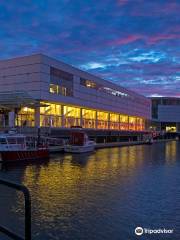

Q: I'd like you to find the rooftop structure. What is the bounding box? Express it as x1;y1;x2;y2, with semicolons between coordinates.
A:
151;97;180;132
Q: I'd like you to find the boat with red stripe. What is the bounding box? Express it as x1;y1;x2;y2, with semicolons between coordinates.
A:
0;132;49;163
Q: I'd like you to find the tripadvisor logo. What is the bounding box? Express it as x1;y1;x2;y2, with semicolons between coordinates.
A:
135;226;174;236
135;227;143;236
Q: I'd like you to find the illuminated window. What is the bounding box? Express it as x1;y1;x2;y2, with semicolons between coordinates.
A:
120;115;128;123
110;113;119;122
49;84;59;94
63;106;80;128
97;111;109;129
82;109;96;129
82;109;96;119
136;118;144;131
80;78;97;89
40;102;61;115
97;111;108;120
39;101;146;131
50;67;73;96
63;106;80;118
120;115;128;130
49;84;72;96
40;102;61;127
16;107;35;127
129;117;136;131
80;78;130;99
110;113;119;130
20;107;34;114
61;86;67;96
166;126;176;132
102;87;129;98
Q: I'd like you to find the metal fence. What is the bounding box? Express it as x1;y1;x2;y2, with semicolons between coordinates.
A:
0;178;31;240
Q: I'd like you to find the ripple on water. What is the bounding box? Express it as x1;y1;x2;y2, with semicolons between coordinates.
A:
0;141;180;239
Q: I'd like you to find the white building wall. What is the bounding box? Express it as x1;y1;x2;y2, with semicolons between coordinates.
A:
0;55;46;99
0;54;151;119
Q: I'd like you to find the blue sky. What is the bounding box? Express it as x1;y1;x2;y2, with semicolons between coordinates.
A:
0;0;179;97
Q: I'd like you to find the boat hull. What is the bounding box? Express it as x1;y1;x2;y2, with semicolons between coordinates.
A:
0;149;49;163
64;145;95;153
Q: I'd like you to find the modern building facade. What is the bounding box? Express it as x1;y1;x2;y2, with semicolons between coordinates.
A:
0;54;151;132
151;97;180;132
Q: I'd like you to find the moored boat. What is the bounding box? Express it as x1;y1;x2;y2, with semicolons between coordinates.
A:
64;128;95;153
0;132;49;163
144;138;153;145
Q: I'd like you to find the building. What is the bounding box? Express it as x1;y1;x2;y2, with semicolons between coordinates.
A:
151;97;180;132
0;54;151;132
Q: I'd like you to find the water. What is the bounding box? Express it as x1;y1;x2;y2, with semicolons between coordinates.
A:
0;141;180;240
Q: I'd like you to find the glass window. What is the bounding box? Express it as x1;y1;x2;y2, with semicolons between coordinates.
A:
19;107;34;114
129;117;136;131
166;126;176;132
63;106;80;128
82;109;96;129
51;67;73;81
40;102;62;127
120;115;128;123
50;67;73;97
40;102;61;115
110;113;119;122
97;111;109;129
17;138;25;144
7;138;16;144
109;113;119;130
16;107;35;127
63;106;80;118
0;138;7;144
49;84;59;94
80;78;130;99
136;118;144;131
120;115;128;130
80;78;98;89
82;109;96;119
97;111;108;121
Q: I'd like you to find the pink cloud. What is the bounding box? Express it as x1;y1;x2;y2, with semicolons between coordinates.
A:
109;34;142;46
107;32;180;47
147;33;180;44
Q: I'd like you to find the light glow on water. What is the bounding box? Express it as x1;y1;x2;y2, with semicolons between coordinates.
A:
0;141;180;239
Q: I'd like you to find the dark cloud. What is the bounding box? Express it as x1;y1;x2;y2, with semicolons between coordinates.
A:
0;0;179;97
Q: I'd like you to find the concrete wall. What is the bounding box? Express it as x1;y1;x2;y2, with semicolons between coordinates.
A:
0;54;45;99
0;54;151;119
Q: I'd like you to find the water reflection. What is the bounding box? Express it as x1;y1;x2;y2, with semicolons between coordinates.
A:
0;142;180;239
165;141;177;164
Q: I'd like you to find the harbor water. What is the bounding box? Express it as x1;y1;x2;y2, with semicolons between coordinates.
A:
0;141;180;239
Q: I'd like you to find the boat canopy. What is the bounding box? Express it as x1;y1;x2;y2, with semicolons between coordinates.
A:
69;131;88;146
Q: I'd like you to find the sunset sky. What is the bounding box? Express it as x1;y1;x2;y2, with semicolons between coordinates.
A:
0;0;179;97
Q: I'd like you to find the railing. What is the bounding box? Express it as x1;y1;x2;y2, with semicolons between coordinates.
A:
0;178;31;240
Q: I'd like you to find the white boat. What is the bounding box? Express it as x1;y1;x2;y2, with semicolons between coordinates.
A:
145;138;153;145
64;128;95;153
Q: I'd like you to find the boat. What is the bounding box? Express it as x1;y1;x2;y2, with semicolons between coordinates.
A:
143;132;154;145
26;136;65;153
0;132;49;163
144;138;153;145
64;128;95;153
